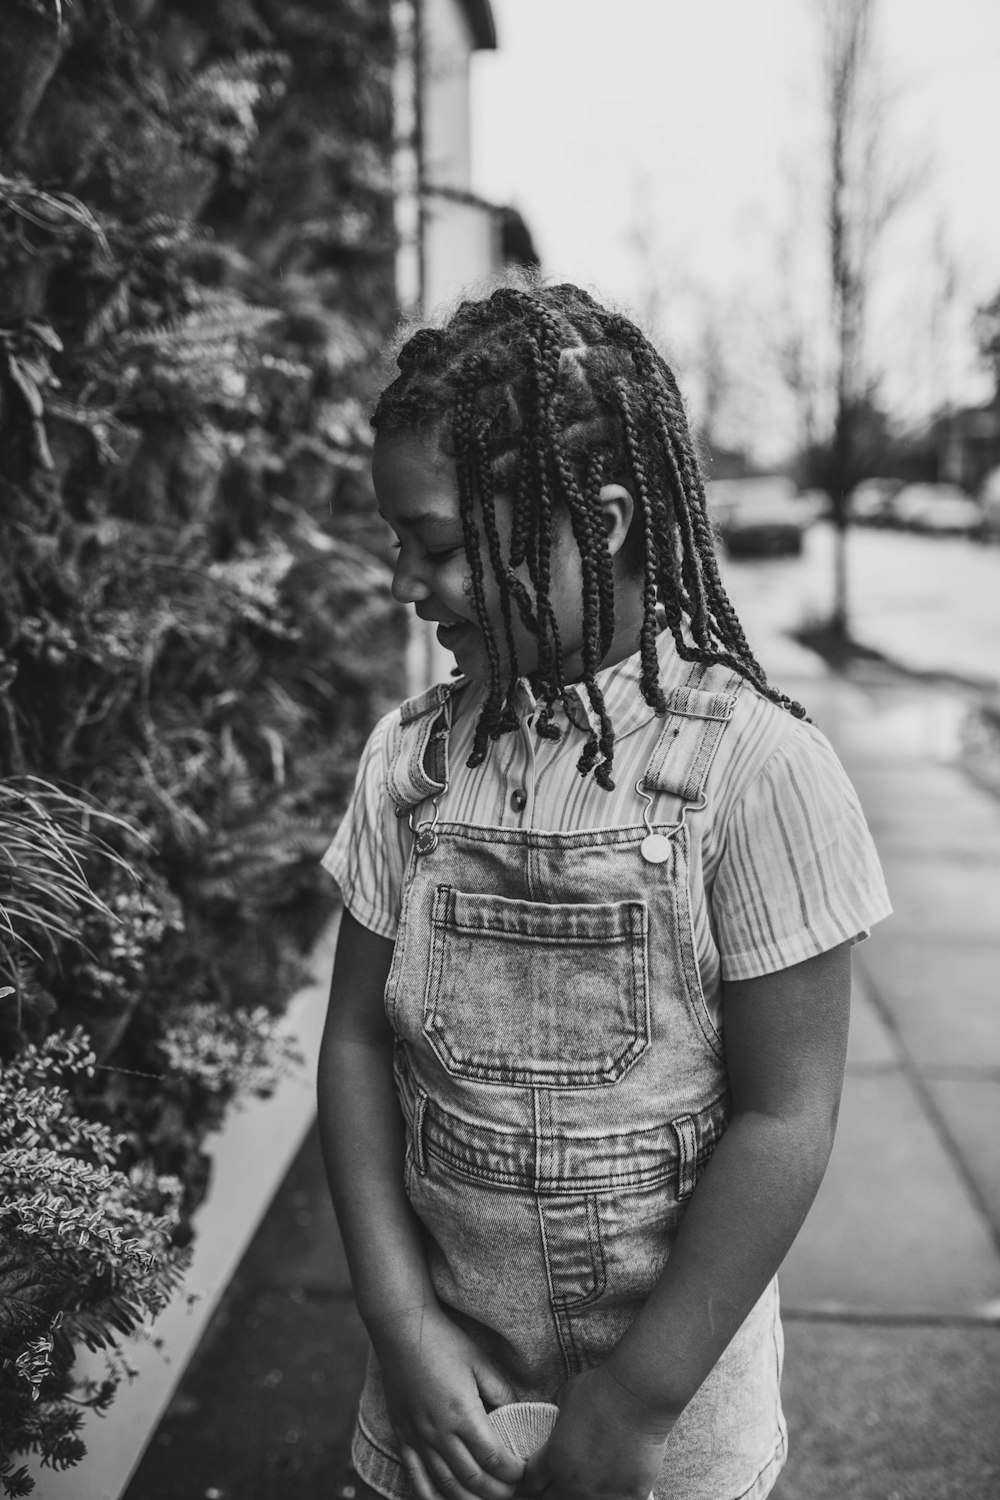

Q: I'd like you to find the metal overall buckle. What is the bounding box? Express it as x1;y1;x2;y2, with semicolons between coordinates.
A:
635;780;706;864
408;797;441;856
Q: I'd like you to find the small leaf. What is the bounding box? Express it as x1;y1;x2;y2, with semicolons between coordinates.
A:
6;360;45;420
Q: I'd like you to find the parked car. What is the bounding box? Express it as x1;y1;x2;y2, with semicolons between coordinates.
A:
707;476;809;557
849;478;903;525
980;467;1000;545
888;483;982;537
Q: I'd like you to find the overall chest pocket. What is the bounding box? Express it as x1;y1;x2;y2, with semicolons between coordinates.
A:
424;885;651;1088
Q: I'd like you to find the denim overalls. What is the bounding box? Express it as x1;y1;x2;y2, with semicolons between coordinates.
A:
352;661;787;1500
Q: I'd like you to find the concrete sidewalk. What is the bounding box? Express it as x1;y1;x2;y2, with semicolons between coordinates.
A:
771;666;1000;1500
125;662;1000;1500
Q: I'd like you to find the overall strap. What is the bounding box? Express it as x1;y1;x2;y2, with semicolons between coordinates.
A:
385;679;466;813
641;660;745;804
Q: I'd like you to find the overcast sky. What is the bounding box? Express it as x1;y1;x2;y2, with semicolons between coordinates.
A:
472;0;1000;457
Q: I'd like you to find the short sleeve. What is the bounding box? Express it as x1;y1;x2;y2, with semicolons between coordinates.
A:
713;723;892;981
321;711;408;940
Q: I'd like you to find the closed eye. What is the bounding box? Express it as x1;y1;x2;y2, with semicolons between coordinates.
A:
390;539;462;562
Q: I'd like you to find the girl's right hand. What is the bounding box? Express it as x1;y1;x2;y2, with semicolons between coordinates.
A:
370;1303;526;1500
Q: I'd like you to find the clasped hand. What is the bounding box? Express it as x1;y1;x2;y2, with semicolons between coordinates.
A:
521;1364;673;1500
372;1302;525;1500
375;1302;671;1500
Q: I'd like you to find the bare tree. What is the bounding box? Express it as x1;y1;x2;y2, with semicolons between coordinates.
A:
773;192;823;465
816;0;914;633
826;0;876;632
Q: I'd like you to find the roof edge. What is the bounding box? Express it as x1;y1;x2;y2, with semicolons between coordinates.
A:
458;0;497;49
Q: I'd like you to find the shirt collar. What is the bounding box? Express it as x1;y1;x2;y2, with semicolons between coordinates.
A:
502;629;690;743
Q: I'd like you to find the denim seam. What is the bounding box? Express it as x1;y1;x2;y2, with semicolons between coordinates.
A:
442;925;635;947
382;838;424;1028
351;1412;405;1499
530;1086;544;1195
423;821;652;849
669;828;727;1062
535;1193;573;1382
423;885;450;1071
422;1136;703;1193
682;846;724;1048
445;889;646;939
631;903;651;1054
418;1056;648;1090
729;1428;787;1500
412;1088;428;1175
552;1194;608;1311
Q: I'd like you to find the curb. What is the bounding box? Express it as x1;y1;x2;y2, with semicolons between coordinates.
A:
25;921;338;1500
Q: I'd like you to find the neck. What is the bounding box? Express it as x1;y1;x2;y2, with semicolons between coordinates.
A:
559;579;648;686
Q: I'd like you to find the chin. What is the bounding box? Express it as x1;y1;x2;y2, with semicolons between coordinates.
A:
440;626;540;686
443;636;486;678
452;644;518;686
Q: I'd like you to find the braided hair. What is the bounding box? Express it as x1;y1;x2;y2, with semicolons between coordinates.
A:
372;278;806;790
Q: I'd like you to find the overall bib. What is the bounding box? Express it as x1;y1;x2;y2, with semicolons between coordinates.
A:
352;662;787;1500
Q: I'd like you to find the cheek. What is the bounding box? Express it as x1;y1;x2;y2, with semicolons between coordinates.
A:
548;559;586;636
432;556;477;614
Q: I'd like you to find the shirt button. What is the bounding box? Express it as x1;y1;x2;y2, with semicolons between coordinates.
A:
510;787;528;813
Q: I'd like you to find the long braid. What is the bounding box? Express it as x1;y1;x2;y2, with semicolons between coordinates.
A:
547;390;616;784
612;323;715;651
657;409;714;650
651;383;793;697
625;323;806;717
452;376;504;767
523;321;566;724
529;304;619;769
472;416;522;732
584;454;618;785
584;450;616;660
510;414;564;746
614;377;666;715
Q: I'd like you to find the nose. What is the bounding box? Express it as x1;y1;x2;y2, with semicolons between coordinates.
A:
390;549;430;605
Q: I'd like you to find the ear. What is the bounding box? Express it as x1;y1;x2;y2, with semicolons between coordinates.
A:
598;483;635;559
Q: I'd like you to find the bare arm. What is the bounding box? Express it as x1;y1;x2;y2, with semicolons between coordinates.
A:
317;908;523;1500
524;940;853;1500
316;907;434;1325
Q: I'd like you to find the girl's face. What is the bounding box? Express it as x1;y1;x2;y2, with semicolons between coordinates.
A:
372;430;641;685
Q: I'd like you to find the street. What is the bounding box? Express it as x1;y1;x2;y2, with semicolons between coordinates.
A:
720;520;1000;693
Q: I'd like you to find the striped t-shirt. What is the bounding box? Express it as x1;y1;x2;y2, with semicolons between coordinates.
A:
323;631;891;1030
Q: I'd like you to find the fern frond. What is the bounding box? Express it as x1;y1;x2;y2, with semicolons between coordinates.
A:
115;302;279;358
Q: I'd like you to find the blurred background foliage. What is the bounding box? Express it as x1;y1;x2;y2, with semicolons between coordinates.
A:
0;0;404;1483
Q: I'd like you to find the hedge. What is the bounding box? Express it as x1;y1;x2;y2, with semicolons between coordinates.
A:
0;0;405;1488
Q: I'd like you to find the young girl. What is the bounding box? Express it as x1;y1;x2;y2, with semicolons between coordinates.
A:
318;279;890;1500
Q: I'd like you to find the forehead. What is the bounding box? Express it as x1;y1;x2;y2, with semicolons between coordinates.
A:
372;431;460;528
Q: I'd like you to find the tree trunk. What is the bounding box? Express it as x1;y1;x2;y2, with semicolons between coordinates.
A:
831;517;849;636
822;0;880;638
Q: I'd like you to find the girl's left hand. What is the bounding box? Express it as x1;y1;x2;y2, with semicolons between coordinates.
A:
520;1365;674;1500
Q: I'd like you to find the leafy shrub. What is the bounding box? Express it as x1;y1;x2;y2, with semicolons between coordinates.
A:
0;1028;189;1500
0;0;401;1482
